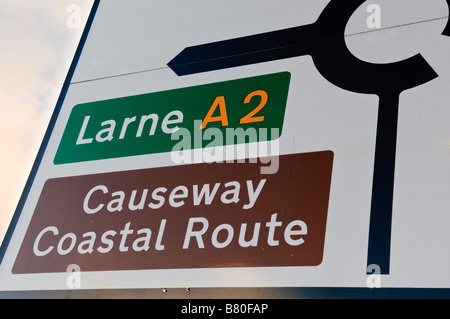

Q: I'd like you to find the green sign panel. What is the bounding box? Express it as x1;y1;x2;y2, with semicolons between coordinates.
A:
54;72;291;164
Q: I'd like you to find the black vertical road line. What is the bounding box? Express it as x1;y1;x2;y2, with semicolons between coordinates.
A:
366;92;399;273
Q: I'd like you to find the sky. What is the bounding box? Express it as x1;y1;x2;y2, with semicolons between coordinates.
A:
0;0;93;244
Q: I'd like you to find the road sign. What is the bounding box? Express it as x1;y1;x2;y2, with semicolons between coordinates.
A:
13;152;333;274
0;0;449;297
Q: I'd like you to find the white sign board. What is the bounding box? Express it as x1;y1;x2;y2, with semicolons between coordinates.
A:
0;0;449;297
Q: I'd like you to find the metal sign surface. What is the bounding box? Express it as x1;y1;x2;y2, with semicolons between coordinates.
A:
0;0;449;297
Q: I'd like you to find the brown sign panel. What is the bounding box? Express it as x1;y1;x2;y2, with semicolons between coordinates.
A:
13;151;333;274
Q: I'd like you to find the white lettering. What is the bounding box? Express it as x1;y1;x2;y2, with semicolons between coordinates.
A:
83;185;108;214
155;219;166;251
132;228;152;252
97;230;116;254
33;226;58;256
136;113;158;137
220;181;240;204
266;213;282;246
244;179;266;209
107;191;125;212
95;120;115;142
129;189;148;211
76;116;94;145
148;187;167;209
284;220;307;246
119;222;133;252
162;110;183;133
211;224;234;248
193;183;220;206
183;217;209;249
57;233;77;255
77;231;96;254
119;116;136;139
169;185;188;208
238;223;260;247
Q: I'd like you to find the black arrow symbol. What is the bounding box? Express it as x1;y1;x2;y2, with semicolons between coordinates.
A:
168;0;447;274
